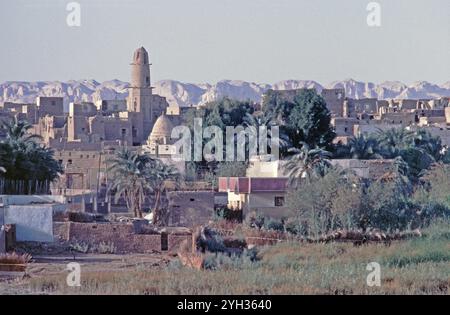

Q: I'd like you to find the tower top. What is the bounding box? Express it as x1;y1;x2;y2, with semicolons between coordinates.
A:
132;46;150;65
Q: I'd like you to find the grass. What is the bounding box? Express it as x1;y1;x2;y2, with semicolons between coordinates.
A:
2;221;449;295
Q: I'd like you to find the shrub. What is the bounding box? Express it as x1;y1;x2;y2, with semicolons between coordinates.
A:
245;212;265;229
69;241;90;253
214;207;242;222
96;241;117;254
264;218;284;232
203;248;260;270
196;227;227;253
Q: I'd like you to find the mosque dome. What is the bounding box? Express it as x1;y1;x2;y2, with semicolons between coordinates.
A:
148;113;174;144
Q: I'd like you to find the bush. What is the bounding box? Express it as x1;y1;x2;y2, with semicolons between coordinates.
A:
245;212;266;229
203;248;260;270
264;218;284;232
197;227;227;253
214;207;242;222
285;217;307;235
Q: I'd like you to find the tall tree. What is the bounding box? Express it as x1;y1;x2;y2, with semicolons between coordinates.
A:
107;148;155;218
263;89;335;150
285;144;332;187
0;117;62;194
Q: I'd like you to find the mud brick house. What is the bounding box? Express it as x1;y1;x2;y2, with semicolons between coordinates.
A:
167;191;215;227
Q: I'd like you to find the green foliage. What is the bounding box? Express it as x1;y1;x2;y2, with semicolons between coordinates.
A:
197;228;227;253
107;148;179;221
203;249;260;271
286;168;361;236
214;206;242;222
264;218;285;232
262;89;335;150
184;97;254;131
0;118;63;192
347;134;383;159
285;145;332;187
376;127;415;158
414;164;450;208
286;160;450;234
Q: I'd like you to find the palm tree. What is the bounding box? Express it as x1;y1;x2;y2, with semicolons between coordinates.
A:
107;148;155;218
0;117;62;194
414;129;443;161
285;144;332;187
376;127;414;158
348;134;382;160
149;160;179;225
243;112;290;158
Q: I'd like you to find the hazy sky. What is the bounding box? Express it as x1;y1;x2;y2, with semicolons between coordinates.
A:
1;0;449;84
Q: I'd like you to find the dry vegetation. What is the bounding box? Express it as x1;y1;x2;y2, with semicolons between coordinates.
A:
0;220;448;295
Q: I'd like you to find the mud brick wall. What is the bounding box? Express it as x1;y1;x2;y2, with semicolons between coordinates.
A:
168;234;193;253
53;222;70;241
67;222;162;253
52;222;193;253
130;235;162;253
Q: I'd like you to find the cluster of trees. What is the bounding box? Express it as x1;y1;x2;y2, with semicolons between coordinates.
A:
107;148;179;224
285;164;450;236
182;89;337;183
262;89;335;152
0;118;62;194
337;128;450;181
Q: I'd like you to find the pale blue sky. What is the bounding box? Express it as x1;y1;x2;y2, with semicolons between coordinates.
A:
1;0;449;84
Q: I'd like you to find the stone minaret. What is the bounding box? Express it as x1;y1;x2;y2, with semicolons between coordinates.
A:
127;47;156;144
128;47;152;113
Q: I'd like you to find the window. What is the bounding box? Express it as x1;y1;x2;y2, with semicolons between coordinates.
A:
121;129;127;136
68;159;73;165
275;196;285;207
190;198;195;202
80;155;83;158
51;101;56;106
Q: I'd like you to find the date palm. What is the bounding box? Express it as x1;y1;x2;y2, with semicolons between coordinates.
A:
414;129;443;161
377;127;414;158
243;112;290;158
0;117;62;194
348;134;382;160
107;148;155;218
286;144;332;187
